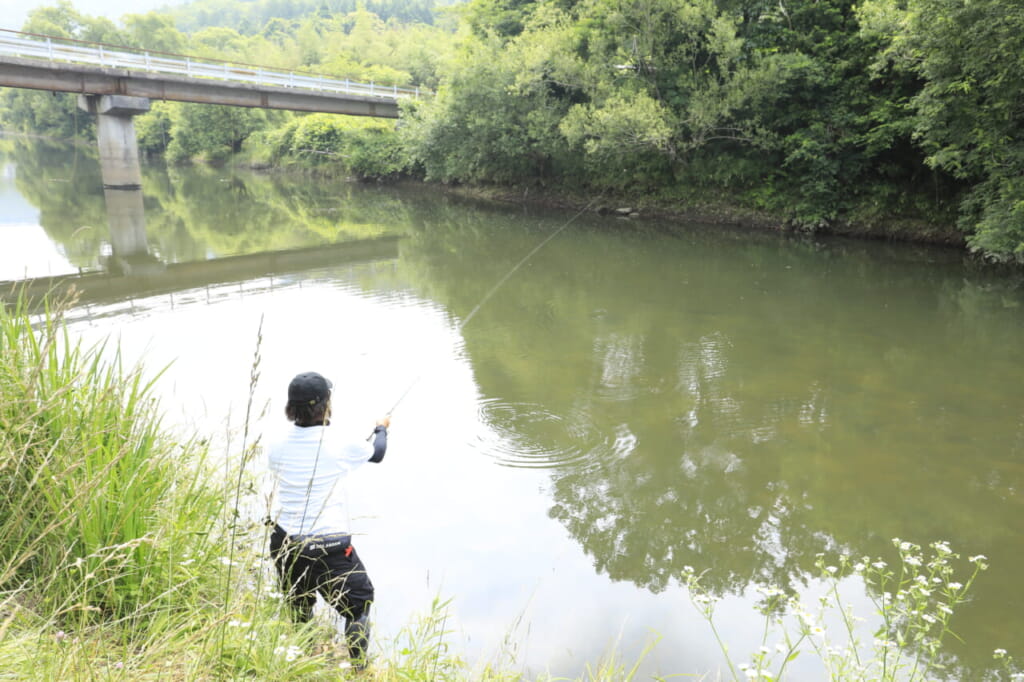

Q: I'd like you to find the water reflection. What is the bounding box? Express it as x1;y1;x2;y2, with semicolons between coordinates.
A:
400;212;1024;675
3;138;1023;677
0;139;408;308
102;187;154;272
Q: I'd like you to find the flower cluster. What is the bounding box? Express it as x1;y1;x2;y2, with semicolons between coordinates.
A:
683;539;1011;681
273;644;303;662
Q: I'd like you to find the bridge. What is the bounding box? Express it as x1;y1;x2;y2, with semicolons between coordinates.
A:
0;29;421;118
0;29;419;271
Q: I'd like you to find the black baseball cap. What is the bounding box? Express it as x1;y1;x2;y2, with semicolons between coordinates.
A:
288;372;332;405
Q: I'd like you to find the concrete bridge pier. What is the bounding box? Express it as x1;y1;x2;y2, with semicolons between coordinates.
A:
77;94;162;275
78;94;150;191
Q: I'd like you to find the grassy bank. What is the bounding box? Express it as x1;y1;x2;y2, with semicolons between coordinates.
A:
0;295;649;681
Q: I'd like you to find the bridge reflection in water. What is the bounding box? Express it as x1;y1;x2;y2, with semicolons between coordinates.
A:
2;190;401;311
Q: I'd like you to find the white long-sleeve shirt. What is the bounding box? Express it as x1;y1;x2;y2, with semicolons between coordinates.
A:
266;423;387;535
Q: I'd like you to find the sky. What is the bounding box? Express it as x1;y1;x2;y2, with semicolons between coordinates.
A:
0;0;174;31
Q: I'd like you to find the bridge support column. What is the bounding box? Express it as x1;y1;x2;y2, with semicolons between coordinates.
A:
78;95;150;190
78;95;160;274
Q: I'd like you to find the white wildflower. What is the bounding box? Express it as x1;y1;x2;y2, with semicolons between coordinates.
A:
969;555;987;563
948;582;963;591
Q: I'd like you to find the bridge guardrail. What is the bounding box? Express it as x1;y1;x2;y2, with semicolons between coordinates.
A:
0;30;422;101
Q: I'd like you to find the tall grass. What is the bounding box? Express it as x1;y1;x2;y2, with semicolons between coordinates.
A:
0;295;221;621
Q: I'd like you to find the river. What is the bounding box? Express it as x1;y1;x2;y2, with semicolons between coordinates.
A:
2;140;1023;679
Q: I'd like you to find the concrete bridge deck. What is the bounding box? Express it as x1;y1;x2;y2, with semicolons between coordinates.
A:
0;29;420;117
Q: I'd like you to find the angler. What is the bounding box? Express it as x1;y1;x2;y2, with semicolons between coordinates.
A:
266;371;390;670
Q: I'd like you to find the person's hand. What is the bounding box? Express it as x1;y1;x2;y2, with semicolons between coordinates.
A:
376;415;391;429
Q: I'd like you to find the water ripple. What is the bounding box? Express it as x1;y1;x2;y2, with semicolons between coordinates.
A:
472;399;615;471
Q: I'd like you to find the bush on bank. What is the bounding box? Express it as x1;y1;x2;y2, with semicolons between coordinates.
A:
252;113;407;180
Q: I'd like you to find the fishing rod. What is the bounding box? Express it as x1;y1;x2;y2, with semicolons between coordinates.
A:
367;199;598;439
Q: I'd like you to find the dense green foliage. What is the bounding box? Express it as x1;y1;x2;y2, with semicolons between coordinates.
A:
2;0;1023;259
890;0;1024;258
402;0;1024;260
409;0;943;220
0;298;221;618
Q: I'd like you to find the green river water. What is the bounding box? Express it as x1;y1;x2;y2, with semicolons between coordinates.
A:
2;140;1023;679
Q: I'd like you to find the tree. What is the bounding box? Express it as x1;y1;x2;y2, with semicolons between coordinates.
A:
122;13;187;53
907;0;1024;260
166;104;269;162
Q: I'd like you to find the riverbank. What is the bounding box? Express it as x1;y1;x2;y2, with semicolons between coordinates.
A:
414;182;967;249
231;148;968;251
0;296;649;681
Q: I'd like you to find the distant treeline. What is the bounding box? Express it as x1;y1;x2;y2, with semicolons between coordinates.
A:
165;0;444;33
2;0;1022;262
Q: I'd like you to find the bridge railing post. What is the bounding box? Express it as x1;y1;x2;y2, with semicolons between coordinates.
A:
370;80;375;95
98;45;105;67
46;37;53;60
145;52;151;71
186;57;191;76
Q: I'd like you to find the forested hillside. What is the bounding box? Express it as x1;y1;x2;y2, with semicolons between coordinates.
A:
2;0;1022;261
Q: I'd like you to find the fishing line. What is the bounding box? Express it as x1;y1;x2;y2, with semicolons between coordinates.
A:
369;198;598;436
